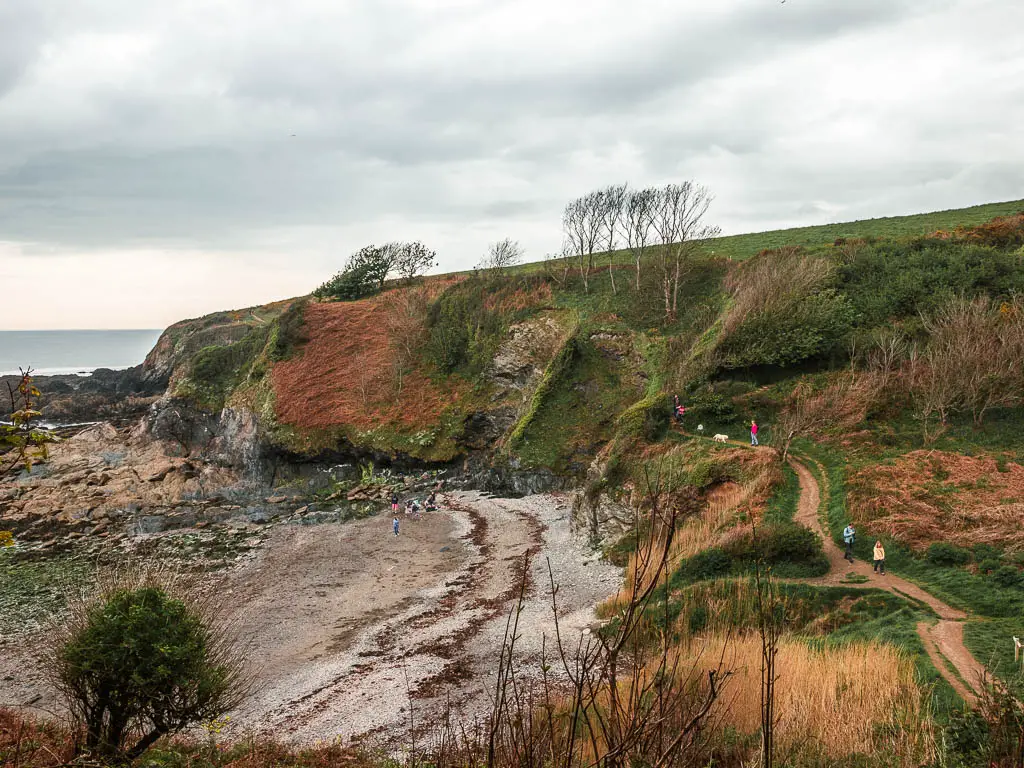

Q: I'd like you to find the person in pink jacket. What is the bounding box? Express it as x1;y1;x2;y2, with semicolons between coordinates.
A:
750;420;759;446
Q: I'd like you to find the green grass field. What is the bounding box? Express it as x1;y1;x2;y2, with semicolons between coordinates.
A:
499;197;1024;276
705;198;1024;261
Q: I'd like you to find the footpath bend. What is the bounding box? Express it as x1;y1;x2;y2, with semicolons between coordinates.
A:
786;455;985;704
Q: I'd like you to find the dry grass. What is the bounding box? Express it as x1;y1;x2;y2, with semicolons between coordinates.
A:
671;632;934;763
849;450;1024;552
603;450;779;613
271;278;468;431
0;707;374;768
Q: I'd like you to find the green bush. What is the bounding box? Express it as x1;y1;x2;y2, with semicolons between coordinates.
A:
717;288;856;369
838;239;1024;328
977;558;1002;575
926;542;972;567
721;523;827;574
187;326;271;409
942;709;990;768
758;523;824;564
684;382;741;423
682;548;732;581
972;544;1003;563
686;456;739;489
992;565;1023;588
50;584;244;761
314;259;382;301
425;280;506;375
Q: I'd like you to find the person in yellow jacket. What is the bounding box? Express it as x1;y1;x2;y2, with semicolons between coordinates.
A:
873;540;886;574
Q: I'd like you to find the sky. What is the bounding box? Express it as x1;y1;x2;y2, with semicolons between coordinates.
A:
1;0;1023;330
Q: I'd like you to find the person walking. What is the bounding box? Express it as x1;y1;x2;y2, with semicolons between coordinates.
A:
391;491;399;514
750;420;759;446
873;540;886;574
393;517;400;537
842;523;856;562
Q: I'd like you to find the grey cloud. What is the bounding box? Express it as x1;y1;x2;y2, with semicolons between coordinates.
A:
0;0;1019;279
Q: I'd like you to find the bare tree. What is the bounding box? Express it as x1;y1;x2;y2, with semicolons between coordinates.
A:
625;187;657;292
542;248;574;288
651;183;720;319
563;193;603;294
443;466;731;768
479;238;525;275
599;183;628;295
775;374;878;460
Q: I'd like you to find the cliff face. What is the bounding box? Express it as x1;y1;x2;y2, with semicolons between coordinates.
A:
128;285;582;490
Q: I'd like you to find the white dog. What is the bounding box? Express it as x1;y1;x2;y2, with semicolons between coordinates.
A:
712;433;728;443
697;424;704;432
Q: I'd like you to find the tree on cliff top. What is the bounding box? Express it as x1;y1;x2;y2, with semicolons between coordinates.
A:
477;237;524;275
315;241;437;300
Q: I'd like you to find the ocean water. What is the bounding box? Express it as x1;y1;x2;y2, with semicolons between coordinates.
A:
0;330;163;377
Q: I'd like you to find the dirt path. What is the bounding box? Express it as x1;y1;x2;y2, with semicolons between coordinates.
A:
218;491;620;745
787;457;984;703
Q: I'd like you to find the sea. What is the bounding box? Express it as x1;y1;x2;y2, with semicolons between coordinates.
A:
0;329;163;377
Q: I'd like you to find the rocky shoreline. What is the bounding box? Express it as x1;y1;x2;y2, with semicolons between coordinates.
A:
1;365;167;426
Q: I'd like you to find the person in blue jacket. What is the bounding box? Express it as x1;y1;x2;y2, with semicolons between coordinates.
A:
843;523;856;562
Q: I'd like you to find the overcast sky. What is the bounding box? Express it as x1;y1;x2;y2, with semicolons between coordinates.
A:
2;0;1022;330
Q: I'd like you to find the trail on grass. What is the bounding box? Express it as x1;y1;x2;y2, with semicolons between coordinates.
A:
787;457;984;704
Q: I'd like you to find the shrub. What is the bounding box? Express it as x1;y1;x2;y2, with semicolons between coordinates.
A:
992;566;1023;588
838;237;1024;328
426;276;550;376
972;544;1004;563
681;548;732;581
684;382;741;423
314;257;383;301
977;558;1002;575
716;523;828;578
686;456;739;489
926;541;972;567
45;575;246;762
715;249;855;369
757;523;824;564
942;709;989;768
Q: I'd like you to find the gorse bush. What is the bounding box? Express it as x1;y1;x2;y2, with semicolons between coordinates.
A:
46;578;246;762
673;523;828;584
722;522;828;576
838;238;1024;328
680;547;732;581
926;541;972;567
992;566;1023;588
